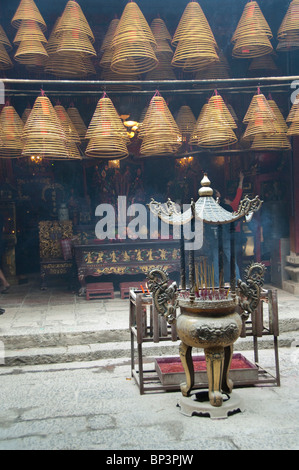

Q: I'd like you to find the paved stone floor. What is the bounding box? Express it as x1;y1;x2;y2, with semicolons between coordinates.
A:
0;276;298;450
0;347;298;450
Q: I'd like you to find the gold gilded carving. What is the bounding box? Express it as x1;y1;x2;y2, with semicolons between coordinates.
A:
39;221;73;259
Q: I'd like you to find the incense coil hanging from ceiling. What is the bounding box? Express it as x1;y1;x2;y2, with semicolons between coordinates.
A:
231;1;273;58
67;106;87;140
0;105;24;157
13;19;47;45
190;95;238;148
175;105;196;143
85;96;129;160
277;0;299;51
171;1;219;71
110;2;158;75
55;0;95;43
0;44;13;70
0;25;12;50
138;94;182;156
11;0;47;31
14;39;48;66
21;95;70;159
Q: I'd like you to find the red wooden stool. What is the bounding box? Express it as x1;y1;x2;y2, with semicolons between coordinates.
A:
86;282;114;300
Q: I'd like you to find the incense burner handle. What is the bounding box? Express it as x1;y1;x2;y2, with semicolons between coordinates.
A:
237;262;266;320
147;268;178;324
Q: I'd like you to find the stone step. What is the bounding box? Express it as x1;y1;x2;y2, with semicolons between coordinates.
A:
1;331;298;368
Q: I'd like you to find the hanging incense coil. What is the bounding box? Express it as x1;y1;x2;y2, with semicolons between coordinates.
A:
112;2;157;49
232;1;272;42
190;99;238;148
175;106;196;142
172;39;219;72
231;1;273;58
55;0;95;43
22;106;31;123
0;25;12;50
14;39;48;65
46;48;96;78
86;96;129;144
56;31;96;57
100;18;119;53
11;0;47;31
67;106;87;140
242;113;277;142
286;99;299;122
195;51;230;80
172;1;217;47
243;93;276;123
287;105;299;135
0;43;13;70
251;133;291;150
267;100;288;133
249;53;278;72
13;20;47;45
138;95;182;156
138;95;181;140
277;37;299;51
111;40;158;75
277;0;299;40
151;18;172;43
86;135;129;160
232;34;273;58
0;105;24;157
22;95;69;159
54;105;81;144
145;53;176;80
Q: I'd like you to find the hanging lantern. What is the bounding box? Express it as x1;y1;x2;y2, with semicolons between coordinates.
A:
11;0;47;31
231;1;273;58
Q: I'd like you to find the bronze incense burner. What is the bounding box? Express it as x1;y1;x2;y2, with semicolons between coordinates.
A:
147;175;264;412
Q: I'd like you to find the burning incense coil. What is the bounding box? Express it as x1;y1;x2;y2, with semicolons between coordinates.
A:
11;0;47;31
0;25;12;50
86;96;129;143
55;0;95;43
56;31;96;57
112;2;157;48
111;39;158;75
172;39;219;72
175;106;196;142
0;44;13;70
67;106;87;140
172;1;217;47
54;105;81;144
243;93;276;124
13;19;47;45
150;18;172;43
14;39;48;65
0;105;24;157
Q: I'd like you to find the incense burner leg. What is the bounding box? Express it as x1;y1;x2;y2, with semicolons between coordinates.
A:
222;344;234;393
204;347;225;407
179;341;194;397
